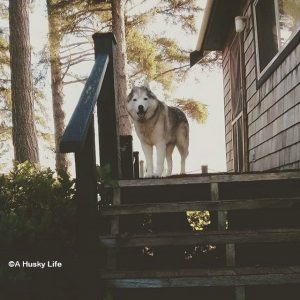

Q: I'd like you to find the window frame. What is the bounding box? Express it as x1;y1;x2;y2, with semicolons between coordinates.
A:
253;0;300;87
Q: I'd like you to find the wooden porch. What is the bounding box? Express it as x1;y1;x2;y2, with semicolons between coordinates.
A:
99;171;300;299
59;33;300;299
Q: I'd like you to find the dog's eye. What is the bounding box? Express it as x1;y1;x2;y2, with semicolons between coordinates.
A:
133;98;137;101
143;97;148;101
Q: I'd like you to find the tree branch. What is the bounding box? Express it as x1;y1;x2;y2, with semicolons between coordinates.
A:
153;63;190;79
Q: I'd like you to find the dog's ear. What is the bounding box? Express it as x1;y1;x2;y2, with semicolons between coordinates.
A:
146;89;158;100
127;88;134;102
143;80;150;90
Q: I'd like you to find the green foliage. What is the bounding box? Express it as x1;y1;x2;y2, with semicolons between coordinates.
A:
0;162;76;281
0;162;76;248
125;0;200;91
175;98;208;124
127;29;158;80
187;210;210;231
96;164;118;188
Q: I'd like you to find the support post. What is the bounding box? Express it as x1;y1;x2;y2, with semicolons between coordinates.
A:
93;32;122;179
201;165;208;173
211;182;236;268
75;117;98;299
106;187;121;270
210;182;219;230
133;151;140;179
235;286;246;300
139;160;144;178
120;135;134;179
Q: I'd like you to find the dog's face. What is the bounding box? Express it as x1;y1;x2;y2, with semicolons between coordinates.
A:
127;86;158;122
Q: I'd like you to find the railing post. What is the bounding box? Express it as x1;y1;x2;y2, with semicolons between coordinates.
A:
120;135;134;179
74;116;98;299
93;32;122;179
133;151;140;179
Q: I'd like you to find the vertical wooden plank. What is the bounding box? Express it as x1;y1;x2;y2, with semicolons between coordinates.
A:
226;243;236;267
235;286;246;300
111;187;121;234
133;151;140;179
140;160;144;178
120;135;134;179
201;165;208;173
93;32;122;179
211;183;236;267
211;182;219;200
107;187;121;270
210;183;219;230
75;118;99;299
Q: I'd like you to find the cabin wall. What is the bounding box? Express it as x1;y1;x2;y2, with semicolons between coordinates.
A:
223;0;300;172
223;41;233;171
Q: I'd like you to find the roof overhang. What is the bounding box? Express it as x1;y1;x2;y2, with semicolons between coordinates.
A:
190;0;243;66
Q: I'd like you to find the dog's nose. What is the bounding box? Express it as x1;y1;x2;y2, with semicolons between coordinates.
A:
138;105;144;112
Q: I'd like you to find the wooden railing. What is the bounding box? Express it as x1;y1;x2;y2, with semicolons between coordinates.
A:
60;32;121;300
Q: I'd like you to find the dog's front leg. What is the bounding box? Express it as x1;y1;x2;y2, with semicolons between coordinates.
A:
142;143;153;177
156;143;166;177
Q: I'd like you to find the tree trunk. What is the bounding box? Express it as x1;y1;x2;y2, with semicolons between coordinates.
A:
112;0;132;135
9;0;39;163
47;1;69;172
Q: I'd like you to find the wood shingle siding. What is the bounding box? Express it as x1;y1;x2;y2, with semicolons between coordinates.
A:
222;43;234;171
223;0;300;172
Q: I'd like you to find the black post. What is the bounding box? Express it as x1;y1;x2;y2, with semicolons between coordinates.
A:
133;151;140;179
93;32;122;179
74;117;98;299
120;135;134;179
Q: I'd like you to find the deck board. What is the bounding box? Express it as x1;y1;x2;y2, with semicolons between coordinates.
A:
116;171;300;188
100;197;300;216
102;266;300;288
99;228;300;248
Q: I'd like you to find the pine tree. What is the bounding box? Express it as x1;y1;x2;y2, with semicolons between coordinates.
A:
8;0;39;163
46;0;68;172
112;0;132;135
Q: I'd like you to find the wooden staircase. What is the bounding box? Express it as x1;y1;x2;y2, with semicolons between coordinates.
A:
59;33;300;299
99;171;300;299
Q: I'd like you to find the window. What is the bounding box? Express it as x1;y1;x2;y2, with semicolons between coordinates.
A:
253;0;300;74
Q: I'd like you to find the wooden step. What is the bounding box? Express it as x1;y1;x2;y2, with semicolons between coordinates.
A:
116;171;300;187
100;197;300;216
99;228;300;248
101;265;300;288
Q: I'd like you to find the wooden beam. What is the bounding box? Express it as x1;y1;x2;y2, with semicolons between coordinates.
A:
101;265;300;288
94;32;122;179
106;187;121;270
111;187;121;234
116;171;300;187
210;182;219;230
133;151;139;179
120;135;134;179
60;54;109;153
100;197;300;216
99;229;300;248
235;286;246;300
74;118;99;298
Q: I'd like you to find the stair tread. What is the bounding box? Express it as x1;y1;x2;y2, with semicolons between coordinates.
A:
102;265;300;278
116;171;300;187
101;265;300;288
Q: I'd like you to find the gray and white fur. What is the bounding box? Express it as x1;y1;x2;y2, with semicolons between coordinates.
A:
127;83;189;177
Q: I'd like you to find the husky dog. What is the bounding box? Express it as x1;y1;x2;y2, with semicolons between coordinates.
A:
127;83;189;177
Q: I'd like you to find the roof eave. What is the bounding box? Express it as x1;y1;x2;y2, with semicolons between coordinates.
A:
190;0;215;67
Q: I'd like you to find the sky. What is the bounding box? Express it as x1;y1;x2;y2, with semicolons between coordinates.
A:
6;0;226;175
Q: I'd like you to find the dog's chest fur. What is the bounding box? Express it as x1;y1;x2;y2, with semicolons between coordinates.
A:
134;103;167;145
